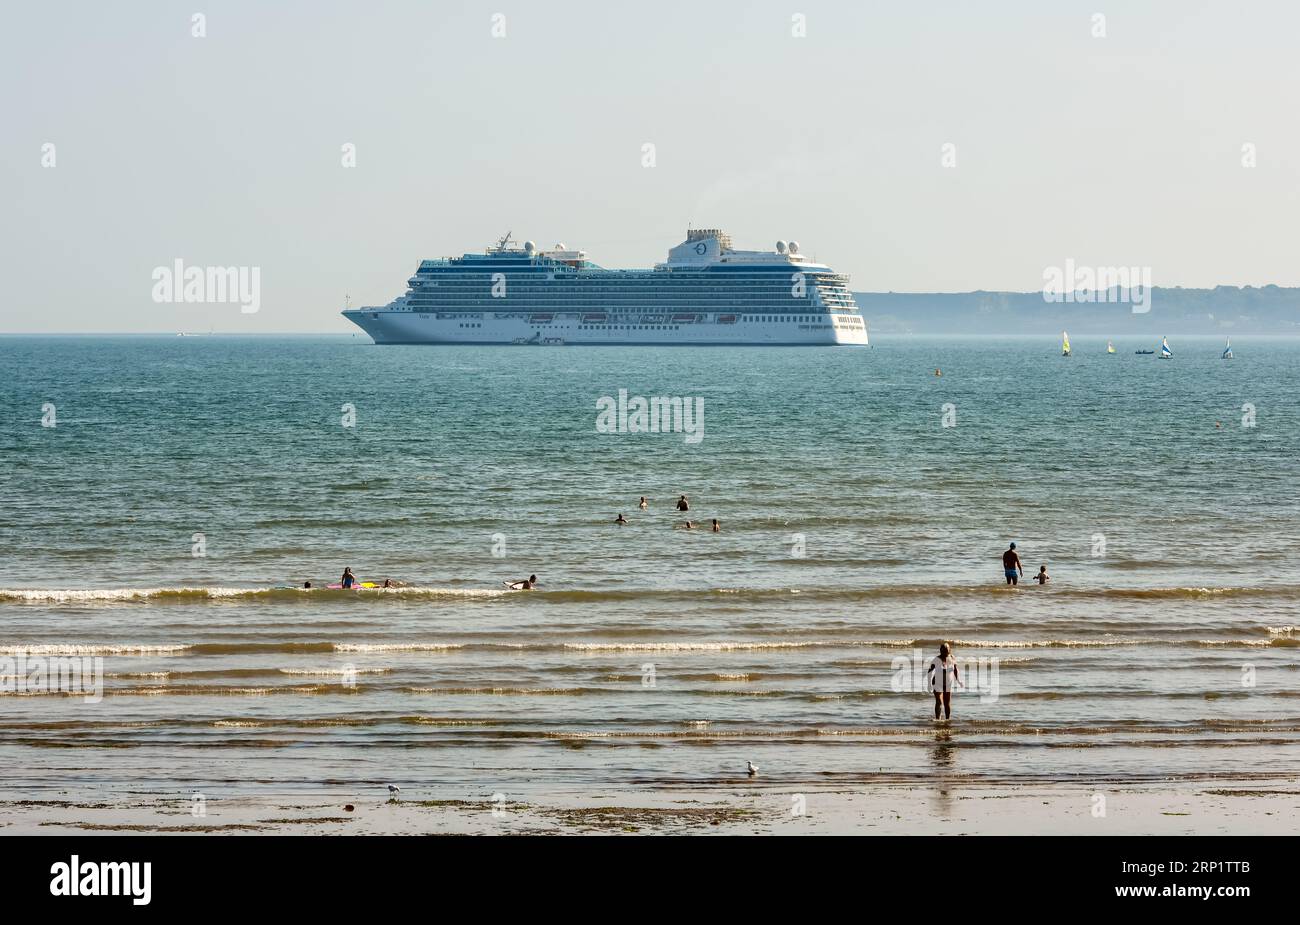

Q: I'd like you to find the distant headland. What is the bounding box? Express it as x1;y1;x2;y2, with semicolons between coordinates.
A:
857;286;1300;335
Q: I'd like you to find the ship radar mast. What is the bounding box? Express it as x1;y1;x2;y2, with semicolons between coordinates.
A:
493;231;514;253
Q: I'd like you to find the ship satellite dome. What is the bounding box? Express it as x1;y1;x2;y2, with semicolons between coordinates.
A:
524;240;536;253
788;241;800;254
776;240;787;254
555;242;566;250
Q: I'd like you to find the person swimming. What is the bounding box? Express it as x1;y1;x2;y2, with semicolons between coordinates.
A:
303;581;312;589
1001;543;1023;586
676;495;689;511
340;567;357;589
680;520;695;530
615;513;628;525
1034;565;1049;585
382;578;394;589
638;497;648;510
506;574;538;590
711;519;720;532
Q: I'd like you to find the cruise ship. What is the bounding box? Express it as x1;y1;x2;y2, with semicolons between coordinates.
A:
341;229;869;346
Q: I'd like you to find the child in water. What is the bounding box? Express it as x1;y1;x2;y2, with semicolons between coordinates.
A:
927;643;962;720
1034;565;1050;585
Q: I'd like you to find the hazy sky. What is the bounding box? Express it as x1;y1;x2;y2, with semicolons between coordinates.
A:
3;1;1297;332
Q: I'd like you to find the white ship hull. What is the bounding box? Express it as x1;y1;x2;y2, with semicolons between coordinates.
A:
343;310;869;346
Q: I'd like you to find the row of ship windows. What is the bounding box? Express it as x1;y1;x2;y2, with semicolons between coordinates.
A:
414;276;852;281
578;325;683;331
406;300;849;310
409;287;852;297
411;310;861;321
422;272;852;279
440;316;858;328
415;302;850;310
555;315;843;324
567;317;824;327
410;299;850;307
408;279;851;289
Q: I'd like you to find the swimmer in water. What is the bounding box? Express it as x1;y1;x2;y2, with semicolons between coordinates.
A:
676;495;689;512
615;513;628;525
303;581;312;589
1034;565;1049;585
711;519;720;532
638;497;648;510
507;574;538;590
341;567;357;590
382;578;394;589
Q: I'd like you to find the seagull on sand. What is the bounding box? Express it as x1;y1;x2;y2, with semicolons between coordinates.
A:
387;784;401;795
746;761;759;777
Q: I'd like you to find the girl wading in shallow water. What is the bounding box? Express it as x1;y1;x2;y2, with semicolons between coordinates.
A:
928;643;962;720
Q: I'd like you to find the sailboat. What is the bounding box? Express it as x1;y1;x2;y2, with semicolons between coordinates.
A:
1222;337;1233;359
1106;340;1115;354
1061;331;1071;357
1158;336;1173;359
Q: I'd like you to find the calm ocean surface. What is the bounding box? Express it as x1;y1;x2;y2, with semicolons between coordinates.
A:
2;335;1298;801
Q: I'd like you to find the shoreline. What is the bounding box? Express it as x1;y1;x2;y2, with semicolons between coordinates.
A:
5;780;1297;836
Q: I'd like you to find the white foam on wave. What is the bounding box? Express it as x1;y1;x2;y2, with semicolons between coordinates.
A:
0;586;509;602
278;666;392;676
948;638;1149;649
0;588;215;603
1196;639;1274;648
560;640;916;652
333;643;463;653
565;641;821;652
384;587;509;598
563;638;1179;653
0;644;190;656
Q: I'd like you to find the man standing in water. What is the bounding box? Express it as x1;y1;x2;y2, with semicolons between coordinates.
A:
1002;542;1023;586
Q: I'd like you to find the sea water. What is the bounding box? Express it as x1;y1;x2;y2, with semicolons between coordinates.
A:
1;335;1297;801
